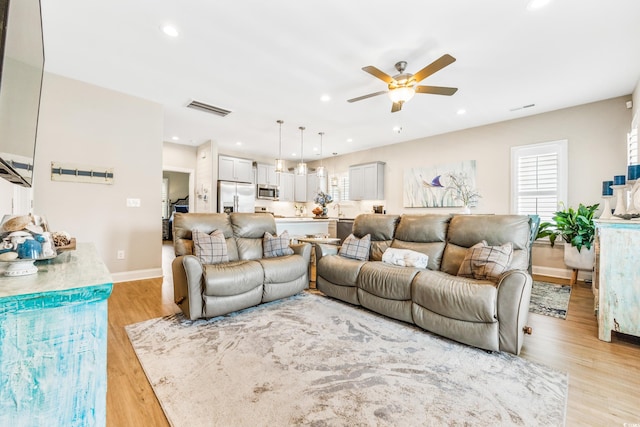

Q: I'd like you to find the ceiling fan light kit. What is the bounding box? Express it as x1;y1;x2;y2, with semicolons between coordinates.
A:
348;54;458;113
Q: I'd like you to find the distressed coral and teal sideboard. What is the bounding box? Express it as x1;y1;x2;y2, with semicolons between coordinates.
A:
0;243;112;427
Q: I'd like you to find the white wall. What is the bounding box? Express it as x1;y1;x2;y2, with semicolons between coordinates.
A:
313;96;632;216
33;73;163;281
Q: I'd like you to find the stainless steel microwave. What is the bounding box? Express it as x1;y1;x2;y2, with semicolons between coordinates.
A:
256;185;279;200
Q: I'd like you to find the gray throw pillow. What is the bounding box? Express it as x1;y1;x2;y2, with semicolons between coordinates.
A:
457;240;513;283
192;229;229;264
263;231;294;258
339;233;371;261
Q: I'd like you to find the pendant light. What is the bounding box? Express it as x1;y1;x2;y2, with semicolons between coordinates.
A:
296;126;307;175
274;119;285;173
316;132;327;179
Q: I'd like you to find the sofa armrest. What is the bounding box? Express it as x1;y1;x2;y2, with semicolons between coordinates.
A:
290;242;312;263
172;255;205;320
496;270;533;355
315;243;340;263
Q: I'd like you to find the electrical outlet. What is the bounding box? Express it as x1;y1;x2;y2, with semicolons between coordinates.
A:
117;250;125;260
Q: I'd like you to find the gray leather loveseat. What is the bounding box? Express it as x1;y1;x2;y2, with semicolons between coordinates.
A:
172;212;311;320
316;214;537;355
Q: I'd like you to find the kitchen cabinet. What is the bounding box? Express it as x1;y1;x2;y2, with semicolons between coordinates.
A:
218;155;253;183
349;161;385;200
256;163;277;186
278;172;295;202
294;172;318;202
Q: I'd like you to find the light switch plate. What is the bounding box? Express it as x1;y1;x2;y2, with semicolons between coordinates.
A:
126;198;141;207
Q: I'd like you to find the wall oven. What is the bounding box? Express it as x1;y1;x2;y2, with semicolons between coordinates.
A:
256;185;279;200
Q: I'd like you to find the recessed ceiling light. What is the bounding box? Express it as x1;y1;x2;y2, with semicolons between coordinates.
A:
527;0;551;10
346;138;353;143
171;136;179;141
392;126;402;133
457;109;466;115
313;147;318;152
236;141;242;146
161;24;179;37
320;94;331;102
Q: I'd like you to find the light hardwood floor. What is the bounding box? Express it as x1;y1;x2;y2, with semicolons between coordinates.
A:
107;251;640;426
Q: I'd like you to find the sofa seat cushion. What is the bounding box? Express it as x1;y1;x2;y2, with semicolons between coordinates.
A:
203;260;263;296
358;262;418;301
258;254;307;283
317;255;366;287
412;270;498;323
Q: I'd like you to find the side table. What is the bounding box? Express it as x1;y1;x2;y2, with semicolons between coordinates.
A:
296;237;341;287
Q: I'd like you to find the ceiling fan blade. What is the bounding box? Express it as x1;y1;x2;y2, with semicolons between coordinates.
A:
347;91;388;103
362;66;395;84
412;54;456;84
391;102;403;113
415;85;458;96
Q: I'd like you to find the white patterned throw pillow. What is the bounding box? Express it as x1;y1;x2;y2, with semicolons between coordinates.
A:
192;229;229;264
339;233;371;261
457;240;513;283
263;231;294;258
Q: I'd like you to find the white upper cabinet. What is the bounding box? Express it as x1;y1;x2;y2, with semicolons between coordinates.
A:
278;172;295;202
294;172;318;202
218;155;254;183
349;162;385;200
256;163;277;186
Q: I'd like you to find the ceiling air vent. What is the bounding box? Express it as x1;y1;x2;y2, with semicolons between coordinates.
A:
186;100;232;117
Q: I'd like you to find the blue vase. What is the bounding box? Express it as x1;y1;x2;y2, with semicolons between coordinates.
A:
17;239;42;259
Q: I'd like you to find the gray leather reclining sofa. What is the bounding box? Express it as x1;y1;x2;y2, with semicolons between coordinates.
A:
316;214;538;355
172;212;311;320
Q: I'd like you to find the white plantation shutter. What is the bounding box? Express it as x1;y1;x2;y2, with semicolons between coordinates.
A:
511;140;567;223
330;173;349;202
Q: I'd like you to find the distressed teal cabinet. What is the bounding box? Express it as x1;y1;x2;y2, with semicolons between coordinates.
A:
0;244;112;426
594;220;640;341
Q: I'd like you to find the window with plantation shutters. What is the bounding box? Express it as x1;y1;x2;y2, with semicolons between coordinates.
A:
329;173;349;202
628;112;638;164
511;140;568;223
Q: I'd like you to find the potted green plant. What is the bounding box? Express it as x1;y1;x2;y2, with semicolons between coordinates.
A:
538;203;599;271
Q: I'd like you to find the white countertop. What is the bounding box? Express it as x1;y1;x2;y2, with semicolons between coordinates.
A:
274;217;334;222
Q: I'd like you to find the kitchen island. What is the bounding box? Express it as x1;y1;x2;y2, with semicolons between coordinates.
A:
275;217;334;239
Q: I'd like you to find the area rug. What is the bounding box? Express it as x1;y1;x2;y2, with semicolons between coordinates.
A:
529;281;572;319
126;293;568;427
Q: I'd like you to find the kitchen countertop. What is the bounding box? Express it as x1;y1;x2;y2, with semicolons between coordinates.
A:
275;217;332;222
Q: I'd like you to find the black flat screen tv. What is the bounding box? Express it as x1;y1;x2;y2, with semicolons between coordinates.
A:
0;0;45;187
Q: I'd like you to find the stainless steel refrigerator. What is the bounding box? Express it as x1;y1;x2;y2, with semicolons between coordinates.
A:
217;181;255;213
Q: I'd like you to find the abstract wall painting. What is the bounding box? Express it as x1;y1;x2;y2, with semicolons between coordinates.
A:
403;160;477;208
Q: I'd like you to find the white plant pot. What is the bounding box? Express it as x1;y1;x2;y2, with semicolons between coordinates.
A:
563;245;595;271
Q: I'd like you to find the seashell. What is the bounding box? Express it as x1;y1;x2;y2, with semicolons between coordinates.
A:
0;251;19;261
1;215;31;232
25;224;44;234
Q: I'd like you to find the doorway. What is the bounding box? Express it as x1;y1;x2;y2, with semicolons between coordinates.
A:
162;167;194;241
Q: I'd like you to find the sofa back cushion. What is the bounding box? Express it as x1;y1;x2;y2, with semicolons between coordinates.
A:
173;213;239;261
231;213;278;260
352;214;400;261
391;214;451;270
441;215;531;276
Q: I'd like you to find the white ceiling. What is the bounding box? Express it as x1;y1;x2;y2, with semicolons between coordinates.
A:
40;0;640;162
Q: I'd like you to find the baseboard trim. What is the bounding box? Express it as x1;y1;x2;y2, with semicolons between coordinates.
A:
110;268;163;283
532;266;593;281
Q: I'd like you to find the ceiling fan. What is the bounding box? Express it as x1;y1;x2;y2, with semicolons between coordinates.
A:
348;54;458;113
